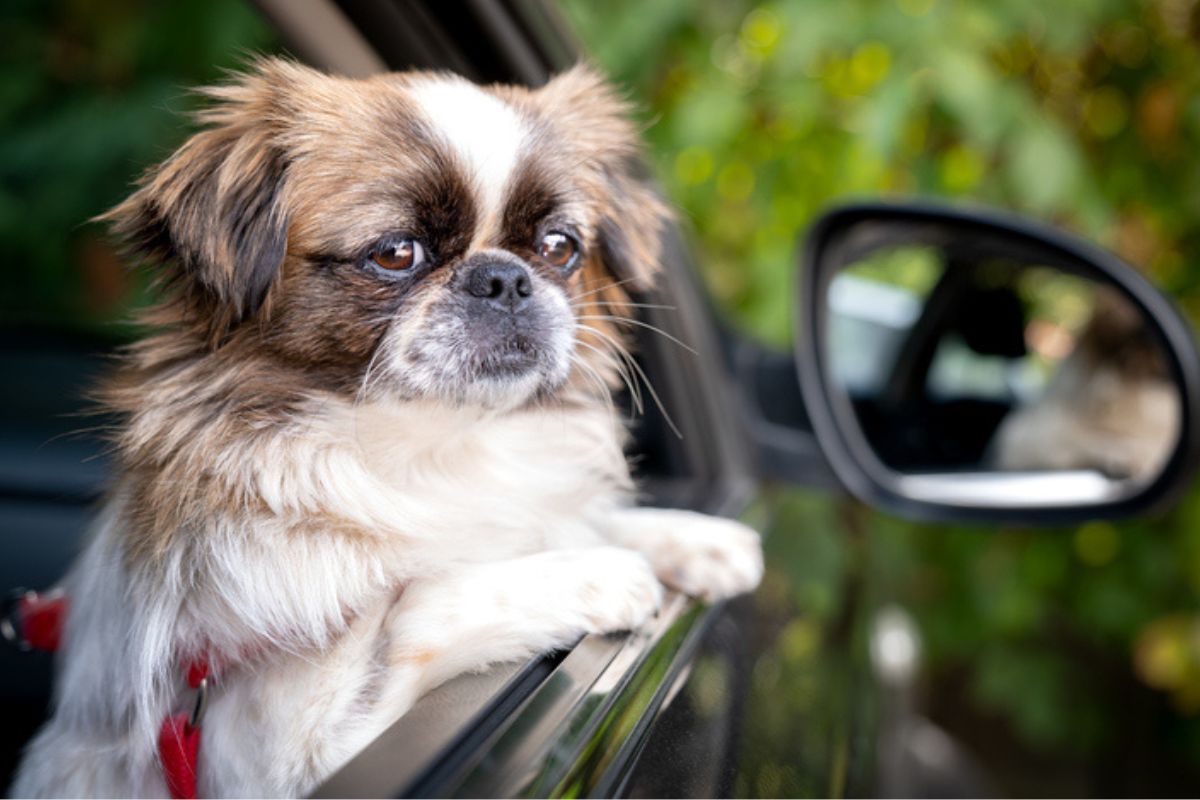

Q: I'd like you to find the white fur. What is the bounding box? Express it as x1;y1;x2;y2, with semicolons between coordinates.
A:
380;269;575;409
12;392;763;798
604;508;765;603
991;356;1180;479
408;76;526;232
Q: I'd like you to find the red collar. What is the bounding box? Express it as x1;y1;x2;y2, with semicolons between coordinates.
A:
5;590;211;800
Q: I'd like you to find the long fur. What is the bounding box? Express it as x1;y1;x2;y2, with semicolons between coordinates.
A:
990;287;1180;479
13;59;762;798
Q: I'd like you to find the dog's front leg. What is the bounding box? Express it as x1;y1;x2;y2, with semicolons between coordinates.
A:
374;547;663;707
207;547;664;797
601;507;764;602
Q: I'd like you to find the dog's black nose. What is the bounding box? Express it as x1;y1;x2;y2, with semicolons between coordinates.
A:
464;262;533;311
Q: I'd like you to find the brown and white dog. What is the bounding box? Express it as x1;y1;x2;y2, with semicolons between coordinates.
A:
12;59;762;797
990;287;1180;480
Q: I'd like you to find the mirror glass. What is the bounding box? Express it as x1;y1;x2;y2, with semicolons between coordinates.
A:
822;219;1182;507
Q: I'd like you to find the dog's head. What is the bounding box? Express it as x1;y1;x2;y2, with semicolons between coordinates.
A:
106;58;669;409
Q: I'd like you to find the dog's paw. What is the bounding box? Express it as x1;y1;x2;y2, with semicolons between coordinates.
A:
566;547;663;634
643;511;764;602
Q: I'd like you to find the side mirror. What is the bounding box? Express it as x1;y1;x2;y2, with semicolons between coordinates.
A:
796;202;1200;523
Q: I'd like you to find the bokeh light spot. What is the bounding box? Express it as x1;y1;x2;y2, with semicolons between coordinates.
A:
674;145;715;185
717;160;756;202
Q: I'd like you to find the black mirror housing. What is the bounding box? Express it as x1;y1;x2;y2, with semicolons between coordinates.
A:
796;201;1200;524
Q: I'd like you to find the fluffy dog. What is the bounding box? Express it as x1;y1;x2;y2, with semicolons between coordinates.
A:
990;287;1180;480
12;59;763;797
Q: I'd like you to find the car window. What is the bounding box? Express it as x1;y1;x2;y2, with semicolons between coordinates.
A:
827;244;940;393
924;267;1096;403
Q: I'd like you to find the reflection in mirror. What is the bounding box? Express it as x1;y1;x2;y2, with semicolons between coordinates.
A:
823;222;1181;507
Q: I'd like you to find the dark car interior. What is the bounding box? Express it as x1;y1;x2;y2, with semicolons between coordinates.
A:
0;329;117;786
849;264;1029;471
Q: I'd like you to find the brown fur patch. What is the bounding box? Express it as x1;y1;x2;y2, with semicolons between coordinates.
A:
393;647;437;668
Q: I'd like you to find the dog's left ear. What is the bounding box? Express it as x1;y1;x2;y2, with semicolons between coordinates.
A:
538;65;672;291
102;58;301;340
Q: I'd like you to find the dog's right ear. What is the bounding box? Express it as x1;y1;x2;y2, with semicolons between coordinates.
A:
536;65;671;293
103;58;303;340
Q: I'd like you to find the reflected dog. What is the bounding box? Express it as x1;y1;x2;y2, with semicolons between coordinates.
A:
991;288;1180;480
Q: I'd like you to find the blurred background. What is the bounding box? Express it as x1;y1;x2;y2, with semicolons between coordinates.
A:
4;0;1200;795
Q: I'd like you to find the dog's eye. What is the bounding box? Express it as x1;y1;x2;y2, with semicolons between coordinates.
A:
369;240;425;272
538;231;579;271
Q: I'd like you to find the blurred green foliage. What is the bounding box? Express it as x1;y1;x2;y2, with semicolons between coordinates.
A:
562;0;1200;343
561;0;1200;792
0;0;278;331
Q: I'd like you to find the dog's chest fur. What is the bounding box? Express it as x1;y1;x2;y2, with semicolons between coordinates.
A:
339;398;630;560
